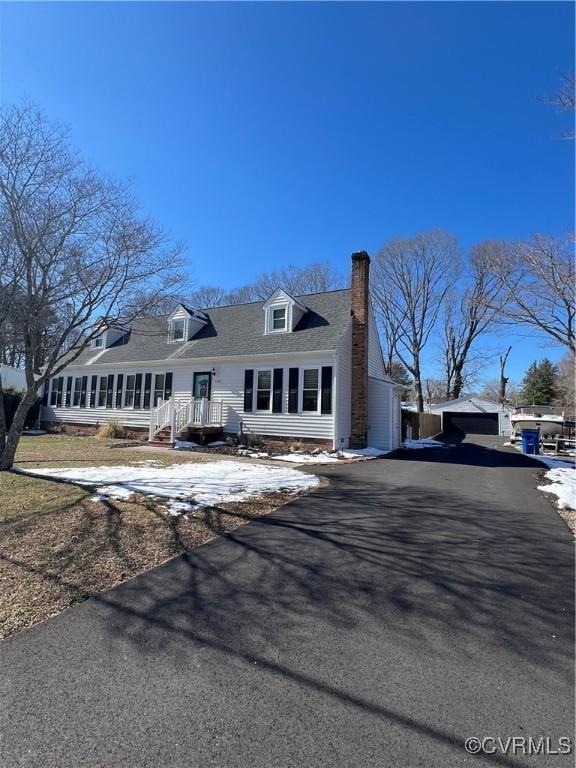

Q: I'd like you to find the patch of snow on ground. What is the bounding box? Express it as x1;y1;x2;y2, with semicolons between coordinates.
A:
339;447;389;458
237;449;270;459
538;467;576;510
402;438;444;449
22;461;319;515
206;440;226;447
275;453;341;464
274;447;388;464
535;455;576;470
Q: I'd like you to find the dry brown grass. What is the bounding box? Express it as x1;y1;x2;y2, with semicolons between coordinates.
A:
0;434;312;639
0;491;291;639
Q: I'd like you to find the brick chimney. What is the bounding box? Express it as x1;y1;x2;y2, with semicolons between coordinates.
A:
350;250;370;448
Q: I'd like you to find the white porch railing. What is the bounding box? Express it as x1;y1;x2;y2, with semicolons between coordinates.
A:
149;397;223;442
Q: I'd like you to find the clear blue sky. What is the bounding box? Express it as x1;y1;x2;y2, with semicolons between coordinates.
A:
0;1;574;383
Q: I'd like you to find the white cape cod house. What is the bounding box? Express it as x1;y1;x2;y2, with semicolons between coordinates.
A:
42;253;401;451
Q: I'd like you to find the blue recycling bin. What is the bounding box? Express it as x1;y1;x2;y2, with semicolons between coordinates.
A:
521;428;540;455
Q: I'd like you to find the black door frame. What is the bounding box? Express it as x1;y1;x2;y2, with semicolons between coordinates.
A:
193;371;212;400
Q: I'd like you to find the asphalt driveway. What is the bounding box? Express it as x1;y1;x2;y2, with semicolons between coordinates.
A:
1;436;574;767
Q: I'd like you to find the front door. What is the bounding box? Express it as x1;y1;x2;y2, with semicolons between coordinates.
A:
193;372;212;400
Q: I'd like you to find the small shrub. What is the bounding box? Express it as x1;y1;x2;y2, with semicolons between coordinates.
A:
225;435;239;447
247;432;264;448
290;441;303;453
96;419;130;439
45;423;64;434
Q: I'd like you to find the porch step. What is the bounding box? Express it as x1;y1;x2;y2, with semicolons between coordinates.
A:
149;426;174;447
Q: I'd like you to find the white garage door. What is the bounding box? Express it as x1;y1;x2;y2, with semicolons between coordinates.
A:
368;377;393;450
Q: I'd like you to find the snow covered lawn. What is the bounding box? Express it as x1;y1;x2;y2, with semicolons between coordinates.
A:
538;466;576;512
21;461;320;515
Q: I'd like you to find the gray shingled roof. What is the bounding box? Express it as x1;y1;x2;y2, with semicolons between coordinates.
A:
68;289;352;367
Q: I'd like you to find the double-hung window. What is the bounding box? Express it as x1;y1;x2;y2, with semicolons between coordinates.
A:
50;380;58;406
256;370;272;411
72;378;82;407
272;307;286;331
153;374;165;406
97;376;108;407
302;368;320;412
124;375;136;407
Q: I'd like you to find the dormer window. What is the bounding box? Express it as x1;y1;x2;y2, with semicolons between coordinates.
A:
171;319;185;342
272;307;286;331
92;337;104;349
167;303;208;343
263;289;308;335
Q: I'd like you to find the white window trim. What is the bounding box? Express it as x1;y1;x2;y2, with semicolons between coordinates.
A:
152;372;166;408
265;304;290;335
254;367;273;413
91;335;104;349
169;318;187;343
124;374;137;409
72;376;82;407
299;365;322;415
97;375;108;408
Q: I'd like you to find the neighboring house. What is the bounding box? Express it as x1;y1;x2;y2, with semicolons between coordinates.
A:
41;253;402;451
430;396;512;436
0;364;26;391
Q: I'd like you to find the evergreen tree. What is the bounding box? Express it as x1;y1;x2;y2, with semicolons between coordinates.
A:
520;358;558;404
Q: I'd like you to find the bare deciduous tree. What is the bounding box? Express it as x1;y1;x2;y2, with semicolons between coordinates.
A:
190;286;228;308
441;241;507;399
498;345;512;404
252;261;345;300
0;103;185;469
555;351;576;408
488;233;575;354
372;230;458;412
538;72;575;139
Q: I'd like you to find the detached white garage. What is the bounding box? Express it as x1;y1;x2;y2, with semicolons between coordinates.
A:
368;376;402;450
430;397;512;436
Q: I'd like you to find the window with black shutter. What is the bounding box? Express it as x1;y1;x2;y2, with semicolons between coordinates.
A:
288;368;299;413
97;376;108;407
143;373;152;409
302;369;319;412
124;375;136;407
56;377;64;407
106;374;114;408
49;380;58;406
72;377;82;407
272;369;283;413
65;376;73;407
153;374;165;406
243;370;254;412
90;375;97;407
133;373;142;409
42;381;49;406
115;374;124;408
80;376;88;408
321;366;333;414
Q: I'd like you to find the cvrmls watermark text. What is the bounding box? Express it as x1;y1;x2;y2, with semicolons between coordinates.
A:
464;736;572;756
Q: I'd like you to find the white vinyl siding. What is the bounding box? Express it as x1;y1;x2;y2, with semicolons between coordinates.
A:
41;354;336;442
